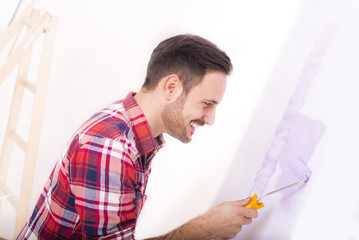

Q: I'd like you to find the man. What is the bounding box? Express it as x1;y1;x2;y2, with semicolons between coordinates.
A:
18;34;258;239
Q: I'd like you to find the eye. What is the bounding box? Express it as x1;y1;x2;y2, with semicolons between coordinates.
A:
203;102;212;109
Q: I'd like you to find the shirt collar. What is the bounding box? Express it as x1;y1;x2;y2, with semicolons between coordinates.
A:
122;92;165;156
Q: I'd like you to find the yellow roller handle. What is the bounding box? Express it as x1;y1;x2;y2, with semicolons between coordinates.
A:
244;194;265;209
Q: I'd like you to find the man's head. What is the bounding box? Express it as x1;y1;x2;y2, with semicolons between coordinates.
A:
138;34;232;143
160;71;228;143
142;34;232;95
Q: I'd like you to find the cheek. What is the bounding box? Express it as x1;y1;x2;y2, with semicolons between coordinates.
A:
185;110;205;122
182;101;204;121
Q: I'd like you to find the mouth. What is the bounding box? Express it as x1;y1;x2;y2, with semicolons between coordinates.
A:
190;120;203;135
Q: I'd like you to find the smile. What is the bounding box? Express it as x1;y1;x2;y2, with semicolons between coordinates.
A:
190;121;200;134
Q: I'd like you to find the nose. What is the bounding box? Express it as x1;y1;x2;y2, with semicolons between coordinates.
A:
203;108;216;126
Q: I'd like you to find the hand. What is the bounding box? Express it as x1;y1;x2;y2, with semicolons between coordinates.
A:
198;197;258;240
146;197;258;240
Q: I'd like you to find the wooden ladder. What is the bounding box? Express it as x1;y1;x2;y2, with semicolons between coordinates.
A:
0;5;58;237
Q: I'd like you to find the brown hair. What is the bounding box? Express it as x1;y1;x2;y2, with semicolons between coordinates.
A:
142;34;232;95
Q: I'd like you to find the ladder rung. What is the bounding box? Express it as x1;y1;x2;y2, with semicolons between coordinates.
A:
19;79;37;93
0;183;19;210
0;184;10;197
9;130;27;152
21;17;35;28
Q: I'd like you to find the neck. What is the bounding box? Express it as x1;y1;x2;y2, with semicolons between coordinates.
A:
134;89;164;138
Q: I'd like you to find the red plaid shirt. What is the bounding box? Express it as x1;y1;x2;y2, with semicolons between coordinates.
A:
17;92;165;239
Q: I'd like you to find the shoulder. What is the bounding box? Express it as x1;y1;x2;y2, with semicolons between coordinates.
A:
69;101;140;164
82;101;131;139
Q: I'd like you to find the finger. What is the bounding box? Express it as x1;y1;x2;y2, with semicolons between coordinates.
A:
243;208;258;218
242;217;253;225
236;197;251;206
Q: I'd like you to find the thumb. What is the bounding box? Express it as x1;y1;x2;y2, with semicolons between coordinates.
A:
238;196;252;206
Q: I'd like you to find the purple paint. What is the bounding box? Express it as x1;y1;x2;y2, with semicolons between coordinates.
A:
250;23;337;200
275;113;326;202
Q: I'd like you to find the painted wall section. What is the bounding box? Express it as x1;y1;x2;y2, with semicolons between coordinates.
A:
214;0;359;239
250;22;336;199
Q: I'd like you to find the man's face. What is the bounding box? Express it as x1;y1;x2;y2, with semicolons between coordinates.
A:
161;71;227;143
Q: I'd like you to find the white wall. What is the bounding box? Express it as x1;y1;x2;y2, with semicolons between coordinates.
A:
1;0;358;239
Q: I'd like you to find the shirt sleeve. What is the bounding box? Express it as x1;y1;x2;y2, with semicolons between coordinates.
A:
69;137;138;239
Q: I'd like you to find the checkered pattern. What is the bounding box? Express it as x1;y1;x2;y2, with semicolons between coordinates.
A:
17;92;165;240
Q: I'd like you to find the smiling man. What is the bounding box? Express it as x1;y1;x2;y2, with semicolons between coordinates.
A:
17;34;258;240
137;71;226;144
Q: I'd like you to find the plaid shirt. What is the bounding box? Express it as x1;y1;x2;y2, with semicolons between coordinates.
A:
17;92;165;239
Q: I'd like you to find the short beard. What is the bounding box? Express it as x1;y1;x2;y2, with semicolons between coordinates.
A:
161;94;190;143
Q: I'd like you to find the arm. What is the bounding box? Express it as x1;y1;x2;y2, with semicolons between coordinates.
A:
147;197;258;240
69;138;139;239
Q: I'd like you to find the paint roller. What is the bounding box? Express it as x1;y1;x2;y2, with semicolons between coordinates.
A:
245;113;326;209
245;22;336;210
245;173;309;209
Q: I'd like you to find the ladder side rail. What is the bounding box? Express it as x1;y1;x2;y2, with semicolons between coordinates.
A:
0;9;46;85
0;37;34;204
14;14;59;236
0;6;33;52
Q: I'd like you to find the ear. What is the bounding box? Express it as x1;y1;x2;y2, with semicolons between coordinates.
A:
161;74;183;101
